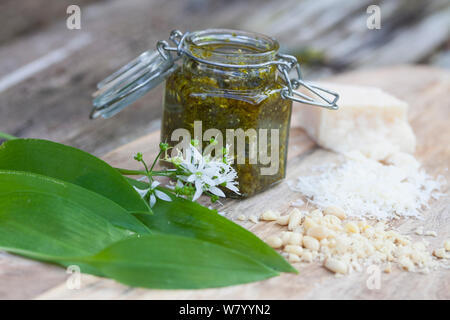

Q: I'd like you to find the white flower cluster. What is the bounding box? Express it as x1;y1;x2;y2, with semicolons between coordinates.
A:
133;142;240;207
169;143;240;201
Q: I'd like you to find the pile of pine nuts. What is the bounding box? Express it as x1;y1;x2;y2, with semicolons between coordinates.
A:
257;206;449;275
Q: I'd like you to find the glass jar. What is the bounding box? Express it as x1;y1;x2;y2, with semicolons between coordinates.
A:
162;30;293;197
91;29;339;198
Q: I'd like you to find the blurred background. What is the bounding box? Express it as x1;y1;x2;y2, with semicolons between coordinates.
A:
0;0;449;155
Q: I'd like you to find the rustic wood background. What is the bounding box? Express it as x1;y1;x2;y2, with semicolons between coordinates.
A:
0;0;449;155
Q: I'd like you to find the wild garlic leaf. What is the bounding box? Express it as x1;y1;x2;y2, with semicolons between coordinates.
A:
83;234;279;289
0;190;134;276
0;139;150;212
132;189;297;274
0;170;151;235
0;179;279;288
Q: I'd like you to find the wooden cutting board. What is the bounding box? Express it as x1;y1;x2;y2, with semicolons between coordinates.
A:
2;65;449;299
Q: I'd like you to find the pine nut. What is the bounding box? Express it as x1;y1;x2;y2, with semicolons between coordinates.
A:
261;210;279;221
424;230;437;237
276;215;290;226
303;235;320;252
327;230;337;239
327;239;337;248
301;250;313;262
415;226;424;235
237;214;246;221
304;217;317;230
323;214;341;226
288;209;302;231
324;258;348;274
292;226;304;234
280;231;293;245
394;236;410;246
288;232;302;246
288;253;301;263
249;215;259;224
320;238;329;247
266;236;283;249
307;226;329;240
324;206;347;220
284;245;303;256
433;248;447;259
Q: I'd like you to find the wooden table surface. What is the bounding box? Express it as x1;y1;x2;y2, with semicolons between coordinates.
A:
0;65;448;299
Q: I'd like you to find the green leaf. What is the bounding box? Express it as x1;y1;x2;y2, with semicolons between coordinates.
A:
0;170;151;235
134;192;297;274
0;139;149;212
0;191;133;275
0;171;281;289
125;176;148;189
83;234;278;289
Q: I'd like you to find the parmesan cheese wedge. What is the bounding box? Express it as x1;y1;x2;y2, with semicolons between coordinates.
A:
294;83;416;160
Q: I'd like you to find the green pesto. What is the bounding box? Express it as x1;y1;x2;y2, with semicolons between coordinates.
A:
161;43;292;197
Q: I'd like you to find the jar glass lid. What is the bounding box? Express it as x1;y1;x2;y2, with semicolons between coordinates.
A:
91;50;178;119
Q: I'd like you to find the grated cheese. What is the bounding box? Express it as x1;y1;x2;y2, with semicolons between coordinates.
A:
289;151;444;220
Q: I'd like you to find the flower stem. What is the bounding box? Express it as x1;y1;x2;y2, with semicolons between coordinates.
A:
150;149;164;172
116;168;174;177
0;132;18;141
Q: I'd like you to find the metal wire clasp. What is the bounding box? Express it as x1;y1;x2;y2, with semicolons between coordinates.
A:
156;30;186;62
276;54;339;110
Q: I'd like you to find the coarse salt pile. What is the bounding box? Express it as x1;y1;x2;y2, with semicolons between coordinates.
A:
259;208;449;275
289;151;445;220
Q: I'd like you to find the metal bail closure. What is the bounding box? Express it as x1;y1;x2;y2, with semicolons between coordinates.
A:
91;49;178;119
277;54;339;110
281;80;340;110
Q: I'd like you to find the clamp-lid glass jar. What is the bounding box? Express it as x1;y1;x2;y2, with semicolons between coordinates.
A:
91;29;339;198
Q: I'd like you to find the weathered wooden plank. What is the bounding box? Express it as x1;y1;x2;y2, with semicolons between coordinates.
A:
0;0;101;45
0;0;228;155
0;252;68;300
1;0;449;157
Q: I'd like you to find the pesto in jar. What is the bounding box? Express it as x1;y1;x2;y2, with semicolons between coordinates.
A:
161;30;292;197
91;29;338;197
